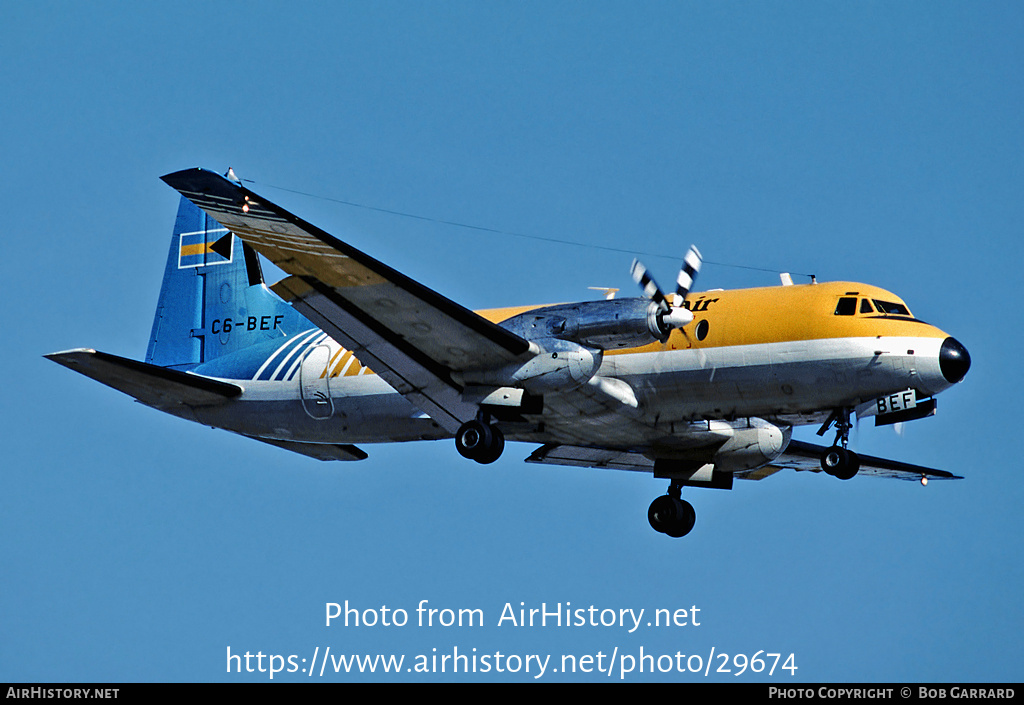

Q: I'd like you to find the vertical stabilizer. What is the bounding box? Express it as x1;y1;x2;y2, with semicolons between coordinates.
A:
146;195;305;370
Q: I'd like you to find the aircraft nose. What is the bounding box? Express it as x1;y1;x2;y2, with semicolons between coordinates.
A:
939;337;971;384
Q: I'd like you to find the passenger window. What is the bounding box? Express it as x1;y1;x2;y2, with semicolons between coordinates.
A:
834;297;857;316
860;299;875;314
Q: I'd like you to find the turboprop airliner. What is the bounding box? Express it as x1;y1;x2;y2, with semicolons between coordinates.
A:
47;168;972;537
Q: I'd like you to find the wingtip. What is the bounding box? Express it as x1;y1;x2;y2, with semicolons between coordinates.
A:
160;168;247;205
160;166;237;188
159;166;204;180
44;348;98;362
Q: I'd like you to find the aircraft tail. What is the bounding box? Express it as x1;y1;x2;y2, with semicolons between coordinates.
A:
145;195;305;370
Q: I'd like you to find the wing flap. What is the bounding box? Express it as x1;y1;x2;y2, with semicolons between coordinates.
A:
46;349;242;411
525;444;654;472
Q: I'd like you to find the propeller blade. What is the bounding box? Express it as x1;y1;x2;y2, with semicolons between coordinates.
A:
630;259;669;310
675;245;702;303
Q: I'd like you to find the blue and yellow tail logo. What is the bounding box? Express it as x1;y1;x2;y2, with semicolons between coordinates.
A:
177;228;233;268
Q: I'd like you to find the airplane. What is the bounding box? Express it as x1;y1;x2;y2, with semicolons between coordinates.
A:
47;167;972;538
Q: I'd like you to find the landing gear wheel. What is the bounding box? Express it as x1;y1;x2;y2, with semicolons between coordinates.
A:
455;420;504;464
474;425;504;465
820;445;860;480
455;420;490;460
648;495;696;537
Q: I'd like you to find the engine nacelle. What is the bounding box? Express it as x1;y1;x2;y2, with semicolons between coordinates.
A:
653;418;792;484
458;337;602;394
501;298;674;349
710;418;792;473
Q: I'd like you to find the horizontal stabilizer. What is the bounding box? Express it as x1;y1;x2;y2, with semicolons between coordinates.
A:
46;349;242;412
243;435;368;462
767;440;962;481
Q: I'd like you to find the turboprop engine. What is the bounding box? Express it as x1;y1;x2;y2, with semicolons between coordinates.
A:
476;291;695;396
707;418;792;473
498;245;705;350
454;245;703;466
501;298;683;350
649;418;791;538
652;418;793;481
458;336;602;394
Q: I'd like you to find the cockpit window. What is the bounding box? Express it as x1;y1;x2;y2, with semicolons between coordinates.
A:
872;299;911;316
834;297;857;316
860;299;875;314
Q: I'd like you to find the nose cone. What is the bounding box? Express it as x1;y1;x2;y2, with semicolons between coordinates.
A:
939;337;971;384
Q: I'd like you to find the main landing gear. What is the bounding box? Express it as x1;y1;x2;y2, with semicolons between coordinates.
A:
455;416;505;464
648;481;696;538
818;407;860;481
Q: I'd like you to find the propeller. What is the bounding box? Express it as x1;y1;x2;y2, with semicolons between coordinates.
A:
631;245;703;338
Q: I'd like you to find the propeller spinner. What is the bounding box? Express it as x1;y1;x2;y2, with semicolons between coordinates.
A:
630;245;703;337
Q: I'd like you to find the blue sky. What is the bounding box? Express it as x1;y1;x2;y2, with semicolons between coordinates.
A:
3;2;1021;682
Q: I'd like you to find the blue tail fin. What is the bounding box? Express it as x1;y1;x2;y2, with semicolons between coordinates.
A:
146;196;307;370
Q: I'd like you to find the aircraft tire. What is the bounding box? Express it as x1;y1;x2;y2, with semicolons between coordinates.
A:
475;425;505;465
820;446;859;480
648;496;696;537
455;420;504;464
456;420;491;461
834;450;860;480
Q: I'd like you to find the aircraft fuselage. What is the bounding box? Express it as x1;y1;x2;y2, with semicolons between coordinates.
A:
185;280;965;452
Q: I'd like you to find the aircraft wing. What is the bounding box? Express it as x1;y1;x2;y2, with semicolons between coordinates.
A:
526;439;963;482
755;440;963;481
46;349;242;414
161;168;534;433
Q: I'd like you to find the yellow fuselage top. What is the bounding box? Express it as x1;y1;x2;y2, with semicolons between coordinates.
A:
477;281;947;354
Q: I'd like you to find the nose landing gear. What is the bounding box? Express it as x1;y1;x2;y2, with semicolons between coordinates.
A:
821;445;860;480
817;407;860;480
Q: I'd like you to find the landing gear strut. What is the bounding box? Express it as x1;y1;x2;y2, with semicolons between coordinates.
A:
818;407;860;480
648;481;696;537
455;416;504;464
